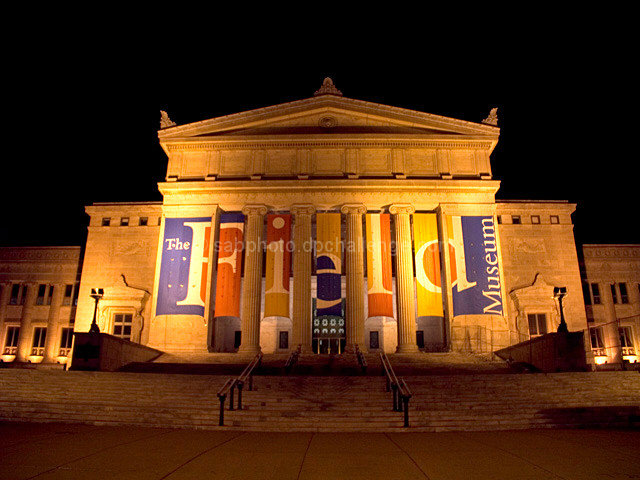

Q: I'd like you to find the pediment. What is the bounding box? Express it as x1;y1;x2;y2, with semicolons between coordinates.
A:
158;95;499;142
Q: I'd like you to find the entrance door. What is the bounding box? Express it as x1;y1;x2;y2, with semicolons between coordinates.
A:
313;338;345;354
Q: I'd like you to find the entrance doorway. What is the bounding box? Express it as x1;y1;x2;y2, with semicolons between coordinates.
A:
312;338;346;354
312;313;345;354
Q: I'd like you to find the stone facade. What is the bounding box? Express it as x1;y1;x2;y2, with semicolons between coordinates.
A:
0;247;81;365
581;245;640;365
2;82;635;366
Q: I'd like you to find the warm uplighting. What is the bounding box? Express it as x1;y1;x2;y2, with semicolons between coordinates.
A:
56;356;68;365
28;355;44;364
594;356;608;365
623;355;638;363
1;354;16;363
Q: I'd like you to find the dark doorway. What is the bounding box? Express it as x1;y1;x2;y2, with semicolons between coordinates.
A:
234;331;241;349
416;330;425;349
369;331;379;349
279;331;289;350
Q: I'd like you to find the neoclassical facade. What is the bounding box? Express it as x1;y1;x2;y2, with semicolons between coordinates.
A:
1;80;636;366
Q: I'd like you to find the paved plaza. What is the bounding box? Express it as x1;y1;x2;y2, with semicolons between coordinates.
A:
1;422;639;479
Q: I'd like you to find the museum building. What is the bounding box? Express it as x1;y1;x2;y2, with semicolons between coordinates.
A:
0;79;637;366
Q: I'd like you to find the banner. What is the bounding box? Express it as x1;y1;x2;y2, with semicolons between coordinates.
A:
156;217;213;317
264;214;291;317
365;213;393;317
316;212;342;317
413;213;445;317
447;215;503;316
214;212;244;317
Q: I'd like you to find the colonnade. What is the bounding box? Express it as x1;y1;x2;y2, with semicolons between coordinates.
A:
236;203;427;355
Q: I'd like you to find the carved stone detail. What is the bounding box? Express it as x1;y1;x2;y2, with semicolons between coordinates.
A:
389;204;415;215
241;204;268;216
482;108;498;126
314;77;343;97
340;204;367;215
290;204;315;216
160;110;176;129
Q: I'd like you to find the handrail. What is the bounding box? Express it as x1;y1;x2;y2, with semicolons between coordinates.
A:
355;345;368;373
216;352;263;426
285;345;302;373
379;352;412;427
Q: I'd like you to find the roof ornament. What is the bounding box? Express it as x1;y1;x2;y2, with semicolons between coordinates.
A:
160;110;176;129
314;77;343;97
482;107;498;126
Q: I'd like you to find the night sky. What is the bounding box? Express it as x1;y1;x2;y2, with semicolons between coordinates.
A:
2;32;636;249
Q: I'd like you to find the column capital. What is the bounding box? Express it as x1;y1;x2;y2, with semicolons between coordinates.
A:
242;204;268;216
340;204;366;215
389;204;415;215
290;204;315;216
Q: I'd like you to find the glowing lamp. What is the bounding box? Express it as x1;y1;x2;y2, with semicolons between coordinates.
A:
594;356;608;365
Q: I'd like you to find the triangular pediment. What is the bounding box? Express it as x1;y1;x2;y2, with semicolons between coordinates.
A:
158;95;499;142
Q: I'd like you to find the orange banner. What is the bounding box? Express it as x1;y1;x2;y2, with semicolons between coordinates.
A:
264;214;291;318
365;213;394;318
214;212;244;317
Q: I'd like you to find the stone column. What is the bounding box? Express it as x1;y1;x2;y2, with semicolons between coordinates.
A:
43;284;64;363
290;205;315;352
436;206;454;350
238;205;267;355
602;282;623;365
16;283;38;362
341;204;367;353
389;204;420;354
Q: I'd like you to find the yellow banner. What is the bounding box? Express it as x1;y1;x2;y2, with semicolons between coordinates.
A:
413;213;444;317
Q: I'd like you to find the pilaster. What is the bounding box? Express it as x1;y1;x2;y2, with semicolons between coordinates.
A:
43;284;65;363
16;283;37;362
602;283;623;365
0;283;10;347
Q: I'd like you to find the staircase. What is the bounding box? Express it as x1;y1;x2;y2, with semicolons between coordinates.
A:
1;369;639;432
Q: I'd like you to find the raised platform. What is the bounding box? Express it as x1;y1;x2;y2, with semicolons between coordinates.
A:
119;351;513;376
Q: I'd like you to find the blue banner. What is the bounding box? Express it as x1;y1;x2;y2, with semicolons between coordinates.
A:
450;216;503;316
156;217;212;316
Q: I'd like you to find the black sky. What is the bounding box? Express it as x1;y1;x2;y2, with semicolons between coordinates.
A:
1;20;636;249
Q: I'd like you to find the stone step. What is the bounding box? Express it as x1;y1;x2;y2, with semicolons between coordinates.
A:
2;370;639;432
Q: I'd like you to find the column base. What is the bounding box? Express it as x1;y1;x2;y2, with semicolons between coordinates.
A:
299;344;314;355
395;343;420;354
236;345;261;357
344;343;367;354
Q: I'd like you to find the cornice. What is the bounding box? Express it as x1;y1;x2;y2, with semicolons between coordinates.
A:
158;179;501;197
163;138;496;151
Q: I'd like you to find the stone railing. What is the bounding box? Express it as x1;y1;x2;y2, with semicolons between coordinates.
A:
69;332;162;372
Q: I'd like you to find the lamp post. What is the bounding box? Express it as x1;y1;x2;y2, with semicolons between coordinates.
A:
554;286;568;333
89;288;104;334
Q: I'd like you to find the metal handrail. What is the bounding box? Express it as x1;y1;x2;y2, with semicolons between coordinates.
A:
285;345;302;373
380;352;412;427
355;345;368;373
216;352;263;426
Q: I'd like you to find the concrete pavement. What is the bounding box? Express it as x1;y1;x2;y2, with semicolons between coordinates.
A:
1;422;639;479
